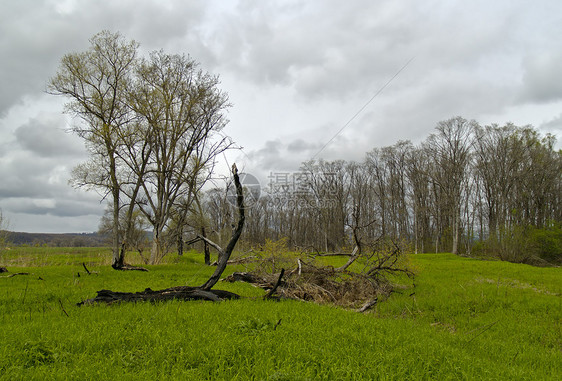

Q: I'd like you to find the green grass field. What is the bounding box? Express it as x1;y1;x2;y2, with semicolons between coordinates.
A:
0;248;560;380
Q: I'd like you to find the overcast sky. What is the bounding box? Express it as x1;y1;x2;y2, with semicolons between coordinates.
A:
1;0;561;233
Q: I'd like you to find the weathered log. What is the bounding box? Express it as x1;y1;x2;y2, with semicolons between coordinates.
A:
77;286;240;306
0;272;30;278
223;271;268;284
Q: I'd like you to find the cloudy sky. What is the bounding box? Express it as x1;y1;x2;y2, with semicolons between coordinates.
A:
1;0;561;233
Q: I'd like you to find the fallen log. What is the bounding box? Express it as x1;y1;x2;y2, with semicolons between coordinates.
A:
0;272;30;278
77;286;240;306
223;272;270;285
119;264;149;271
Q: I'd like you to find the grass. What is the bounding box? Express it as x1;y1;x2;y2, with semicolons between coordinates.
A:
0;249;560;380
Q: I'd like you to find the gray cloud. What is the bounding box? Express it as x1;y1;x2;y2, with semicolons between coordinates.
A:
15;113;83;158
287;139;321;154
0;153;77;199
540;114;562;138
0;0;211;115
520;52;562;104
4;197;101;218
1;0;562;232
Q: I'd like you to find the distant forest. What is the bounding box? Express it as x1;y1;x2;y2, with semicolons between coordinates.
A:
200;117;562;265
3;231;107;247
2;118;560;266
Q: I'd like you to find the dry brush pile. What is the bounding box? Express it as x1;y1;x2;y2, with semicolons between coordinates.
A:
225;238;415;312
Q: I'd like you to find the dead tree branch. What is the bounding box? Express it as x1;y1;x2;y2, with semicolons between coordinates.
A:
265;268;285;299
77;163;245;306
200;164;245;290
358;298;378;313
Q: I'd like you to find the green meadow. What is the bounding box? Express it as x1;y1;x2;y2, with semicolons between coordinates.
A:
0;248;560;380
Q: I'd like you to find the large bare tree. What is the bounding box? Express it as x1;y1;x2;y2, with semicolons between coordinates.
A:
48;31;139;269
130;51;232;264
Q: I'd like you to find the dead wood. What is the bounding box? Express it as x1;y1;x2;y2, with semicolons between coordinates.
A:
210;255;257;266
120;264;149;271
77;286;240;306
77;164;245;306
1;272;30;278
265;268;285;299
59;299;70;317
223;272;270;285
227;238;414;310
336;245;359;271
358;298;378;313
112;261;149;271
310;253;353;257
0;267;7;273
199;164;245;290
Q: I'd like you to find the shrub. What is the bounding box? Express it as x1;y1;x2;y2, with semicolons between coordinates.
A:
528;223;562;264
474;223;562;265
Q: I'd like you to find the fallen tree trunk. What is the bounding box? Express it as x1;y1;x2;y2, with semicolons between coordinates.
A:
0;272;30;278
77;286;239;306
120;264;149;271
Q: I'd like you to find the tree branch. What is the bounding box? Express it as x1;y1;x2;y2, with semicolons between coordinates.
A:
200;163;245;290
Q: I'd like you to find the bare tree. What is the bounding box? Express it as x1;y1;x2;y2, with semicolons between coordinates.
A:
406;147;432;254
196;117;558;263
51;32;232;267
130;51;232;264
49;31;139;268
423;117;476;254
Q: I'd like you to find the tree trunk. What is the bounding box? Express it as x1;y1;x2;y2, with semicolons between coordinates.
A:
78;286;239;305
200;165;245;290
150;225;162;264
202;226;211;265
110;154;122;269
452;207;460;255
177;226;184;256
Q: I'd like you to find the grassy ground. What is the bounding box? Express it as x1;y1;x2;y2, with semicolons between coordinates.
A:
0;248;560;380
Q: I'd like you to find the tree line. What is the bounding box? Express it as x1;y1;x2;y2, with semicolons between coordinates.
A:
49;31;561;267
202;117;562;264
